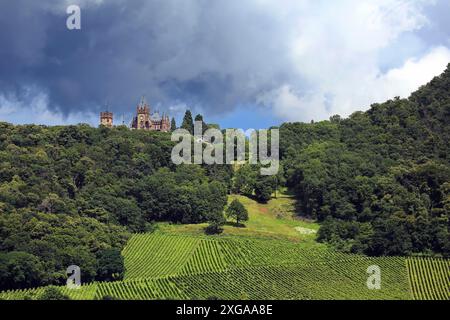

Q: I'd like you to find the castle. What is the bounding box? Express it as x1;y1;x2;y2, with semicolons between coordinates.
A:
100;96;170;132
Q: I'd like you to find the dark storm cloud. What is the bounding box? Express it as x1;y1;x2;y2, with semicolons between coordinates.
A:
0;0;292;117
0;0;449;124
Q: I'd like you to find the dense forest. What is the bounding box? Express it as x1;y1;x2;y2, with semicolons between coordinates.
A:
0;123;231;289
0;65;449;291
279;64;450;257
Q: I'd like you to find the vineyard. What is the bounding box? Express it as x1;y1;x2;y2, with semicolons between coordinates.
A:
0;257;412;300
122;233;199;278
406;258;450;300
123;233;334;279
0;283;98;300
0;232;429;300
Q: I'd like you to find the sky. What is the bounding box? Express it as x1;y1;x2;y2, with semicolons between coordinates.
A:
0;0;449;130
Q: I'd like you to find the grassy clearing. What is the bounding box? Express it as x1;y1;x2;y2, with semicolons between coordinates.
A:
159;193;320;243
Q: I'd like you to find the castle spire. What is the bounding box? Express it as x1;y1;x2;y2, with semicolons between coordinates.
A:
139;95;147;108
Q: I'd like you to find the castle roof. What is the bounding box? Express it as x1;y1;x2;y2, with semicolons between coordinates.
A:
151;112;161;121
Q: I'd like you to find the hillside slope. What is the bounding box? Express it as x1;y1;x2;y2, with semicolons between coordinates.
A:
2;230;448;300
280;64;450;257
1;194;448;300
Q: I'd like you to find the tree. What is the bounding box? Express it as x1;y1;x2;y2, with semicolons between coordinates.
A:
38;193;66;214
96;248;125;281
254;181;273;203
205;211;226;235
254;174;277;203
203;181;228;235
233;165;257;195
181;110;194;134
226;199;249;226
171;117;177;131
194;114;207;133
0;252;45;289
329;115;342;123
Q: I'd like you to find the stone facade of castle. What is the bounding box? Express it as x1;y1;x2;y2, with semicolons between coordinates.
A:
100;96;170;132
131;96;170;132
100;111;113;128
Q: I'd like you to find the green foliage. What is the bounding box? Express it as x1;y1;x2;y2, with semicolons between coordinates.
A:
93;257;410;300
38;286;70;300
226;199;249;225
0;252;45;289
0;123;227;291
233;165;255;194
233;165;277;203
0;64;449;297
254;175;276;203
181;110;194;134
194;114;208;133
96;248;125;281
205;212;226;235
122;233;199;279
135;166;228;224
170;117;177;132
281;65;450;257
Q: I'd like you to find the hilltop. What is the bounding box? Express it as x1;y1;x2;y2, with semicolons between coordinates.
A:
279;64;450;257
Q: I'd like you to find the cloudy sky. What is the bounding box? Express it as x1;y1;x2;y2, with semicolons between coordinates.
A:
0;0;449;129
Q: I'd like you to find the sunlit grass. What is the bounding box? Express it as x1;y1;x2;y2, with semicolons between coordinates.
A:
159;191;320;243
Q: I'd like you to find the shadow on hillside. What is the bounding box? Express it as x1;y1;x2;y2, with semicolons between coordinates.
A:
225;221;247;228
285;187;315;221
243;193;268;204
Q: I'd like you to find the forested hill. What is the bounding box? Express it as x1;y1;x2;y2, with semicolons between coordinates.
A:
0;124;231;290
280;64;450;257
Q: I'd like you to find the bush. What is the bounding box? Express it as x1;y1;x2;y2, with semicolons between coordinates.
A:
96;248;125;281
38;287;70;300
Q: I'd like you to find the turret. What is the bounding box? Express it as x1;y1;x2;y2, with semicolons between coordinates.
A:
100;111;113;128
137;96;150;114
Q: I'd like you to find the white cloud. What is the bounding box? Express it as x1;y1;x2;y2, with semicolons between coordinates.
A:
267;46;450;122
378;46;450;97
0;90;98;126
256;0;450;122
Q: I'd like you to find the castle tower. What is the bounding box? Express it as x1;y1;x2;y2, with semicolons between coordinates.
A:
130;96;171;132
133;96;151;130
100;111;113;128
161;113;170;132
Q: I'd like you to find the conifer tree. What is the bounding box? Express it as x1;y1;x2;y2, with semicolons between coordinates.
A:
181;110;194;134
194;114;208;134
